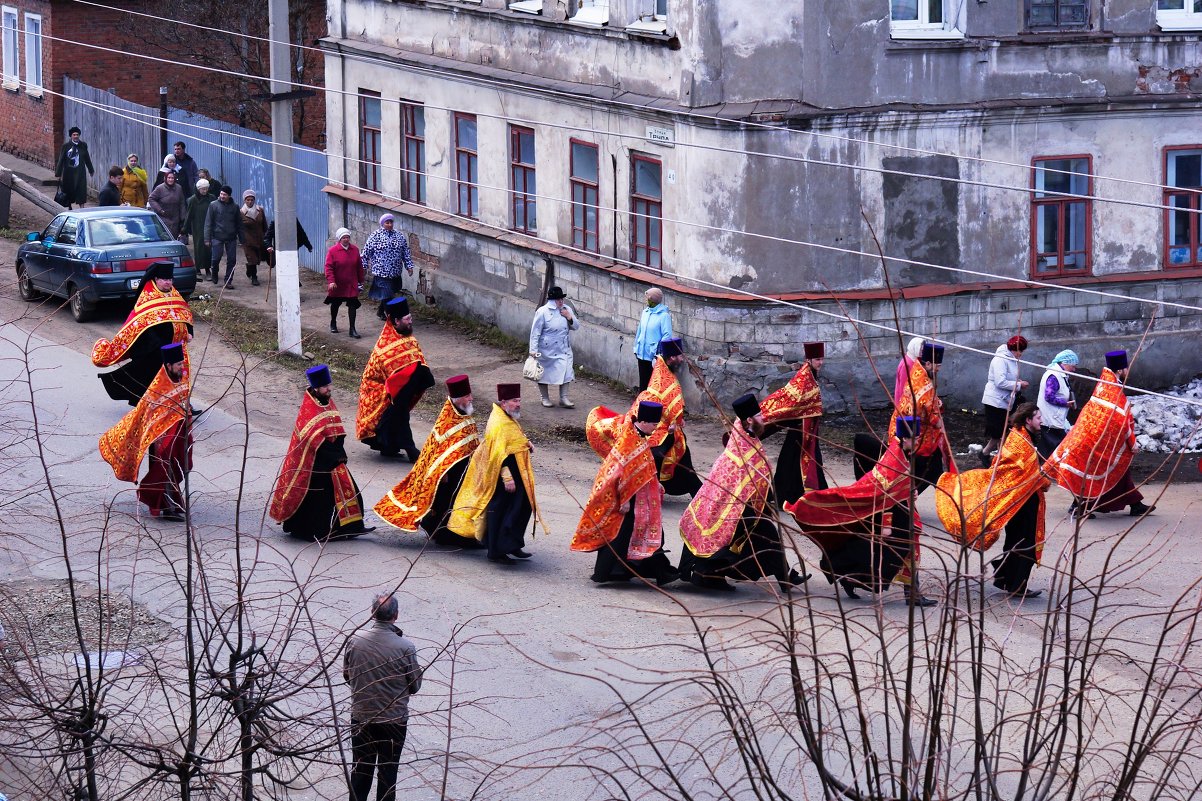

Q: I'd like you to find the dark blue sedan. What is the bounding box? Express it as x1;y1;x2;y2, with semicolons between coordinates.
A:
15;207;198;322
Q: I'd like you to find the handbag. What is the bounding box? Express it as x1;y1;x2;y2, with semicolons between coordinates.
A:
54;189;70;208
522;355;544;382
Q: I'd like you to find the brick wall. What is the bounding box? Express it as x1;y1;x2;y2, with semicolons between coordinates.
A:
0;0;326;169
333;195;1202;415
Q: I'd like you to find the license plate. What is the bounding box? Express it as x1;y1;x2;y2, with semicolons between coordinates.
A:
128;278;140;289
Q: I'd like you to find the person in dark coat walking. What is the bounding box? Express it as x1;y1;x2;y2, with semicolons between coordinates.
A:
183;179;218;280
172;141;198;199
325;227;365;338
97;167;123;207
204;185;243;288
239;189;268;286
54;127;94;208
148;171;187;238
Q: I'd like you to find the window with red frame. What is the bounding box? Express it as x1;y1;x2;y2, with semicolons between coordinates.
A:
358;90;382;192
401;102;426;204
1031;156;1091;277
570;140;599;252
630;154;662;268
454;113;479;219
1165;147;1202;269
510;125;536;233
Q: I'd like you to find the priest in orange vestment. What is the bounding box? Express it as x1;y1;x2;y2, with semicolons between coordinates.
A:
269;365;373;541
937;402;1049;598
678;393;809;592
357;296;434;461
375;374;481;544
761;342;827;506
572;401;678;586
99;342;193;520
93;261;193;405
632;337;703;497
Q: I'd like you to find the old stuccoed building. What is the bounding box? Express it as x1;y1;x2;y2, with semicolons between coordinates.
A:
321;0;1202;410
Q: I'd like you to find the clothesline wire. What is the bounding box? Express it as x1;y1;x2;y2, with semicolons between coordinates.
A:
34;12;1197;212
47;78;1202;318
44;75;1202;416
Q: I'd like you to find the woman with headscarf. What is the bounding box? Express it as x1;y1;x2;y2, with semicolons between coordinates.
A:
148;170;187;238
528;286;580;408
183;179;219;279
1035;349;1078;459
120;153;150;208
362;213;415;320
325;227;365;339
894;336;925;407
239;189;269;286
153;155;182;190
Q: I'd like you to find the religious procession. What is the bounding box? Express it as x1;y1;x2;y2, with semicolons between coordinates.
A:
91;263;1152;608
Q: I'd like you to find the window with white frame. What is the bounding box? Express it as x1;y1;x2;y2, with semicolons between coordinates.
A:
889;0;966;39
509;0;543;14
1157;0;1202;30
23;13;40;94
570;0;609;27
1;7;18;89
627;0;668;33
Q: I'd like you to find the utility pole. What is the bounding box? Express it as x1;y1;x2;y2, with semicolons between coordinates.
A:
268;0;301;356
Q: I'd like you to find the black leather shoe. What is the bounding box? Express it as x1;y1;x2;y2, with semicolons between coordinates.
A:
251;277;260;286
1130;502;1155;516
510;549;533;559
349;328;361;339
330;324;339;333
488;554;517;565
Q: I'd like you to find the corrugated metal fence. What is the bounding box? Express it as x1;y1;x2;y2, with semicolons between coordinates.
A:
63;77;328;272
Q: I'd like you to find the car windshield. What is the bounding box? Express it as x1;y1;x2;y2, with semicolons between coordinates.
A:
86;216;171;246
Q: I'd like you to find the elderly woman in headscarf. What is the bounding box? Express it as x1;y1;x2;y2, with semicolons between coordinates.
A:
153;154;186;194
1035;348;1079;459
528;286;580;408
893;336;925;407
324;227;365;339
362;213;415;320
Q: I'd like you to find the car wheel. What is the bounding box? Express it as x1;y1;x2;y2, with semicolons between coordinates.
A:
17;263;43;301
68;284;95;323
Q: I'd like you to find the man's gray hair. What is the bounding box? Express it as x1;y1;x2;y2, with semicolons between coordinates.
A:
371;593;399;622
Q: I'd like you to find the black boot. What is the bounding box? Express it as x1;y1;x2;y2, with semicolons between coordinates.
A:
330;315;338;334
348;308;361;339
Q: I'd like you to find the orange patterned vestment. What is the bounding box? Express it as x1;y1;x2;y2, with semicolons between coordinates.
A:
936;427;1049;556
91;283;193;367
585;406;622;458
1044;368;1135;500
784;439;917;552
99;366;191;482
355;323;426;441
269;392;363;527
374;398;480;532
448;404;547;541
890;361;956;473
631;356;686;480
680;421;773;558
571;416;662;557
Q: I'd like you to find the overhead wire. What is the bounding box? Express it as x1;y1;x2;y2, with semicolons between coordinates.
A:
35;73;1202;415
68;0;1202;199
50;77;1202;317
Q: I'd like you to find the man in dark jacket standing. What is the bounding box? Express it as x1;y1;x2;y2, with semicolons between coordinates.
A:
98;167;123;207
172;141;199;199
54;127;94;208
203;185;243;288
344;593;422;801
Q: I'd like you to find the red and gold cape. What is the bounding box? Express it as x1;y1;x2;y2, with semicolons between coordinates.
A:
1044;368;1135;500
269;392;363;526
448;404;548;541
99;366;191;482
680;421;772;557
631;356;687;480
355;323;426;441
890;360;956;471
585;405;622;459
91;282;192;367
375;398;480;532
937;427;1049;557
784;439;917;552
571;416;662;557
762;362;824;490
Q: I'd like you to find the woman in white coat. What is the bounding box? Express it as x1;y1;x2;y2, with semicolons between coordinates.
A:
529;286;580;408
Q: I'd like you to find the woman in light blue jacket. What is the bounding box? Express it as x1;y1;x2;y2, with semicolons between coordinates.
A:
633;288;673;390
529;286;580;408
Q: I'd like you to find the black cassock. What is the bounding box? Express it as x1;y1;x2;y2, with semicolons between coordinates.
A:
592;436;676;584
99;321;193;405
679;494;792;585
483;455;532;559
991;491;1040;592
282;435;370;541
426;459;482;548
371;364;435;460
658;431;703;498
772;425;828;507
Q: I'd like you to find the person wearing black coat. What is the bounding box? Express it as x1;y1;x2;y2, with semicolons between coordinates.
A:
97;167;123;207
54;127;94;208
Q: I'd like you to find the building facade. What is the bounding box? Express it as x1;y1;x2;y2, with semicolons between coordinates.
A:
321;0;1202;408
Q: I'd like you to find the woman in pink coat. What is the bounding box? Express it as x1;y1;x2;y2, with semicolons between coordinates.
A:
325;227;366;338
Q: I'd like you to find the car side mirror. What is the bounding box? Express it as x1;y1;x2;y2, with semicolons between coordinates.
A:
25;231;37;241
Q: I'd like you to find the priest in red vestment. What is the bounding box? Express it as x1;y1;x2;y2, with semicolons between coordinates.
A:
357;296;434;461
